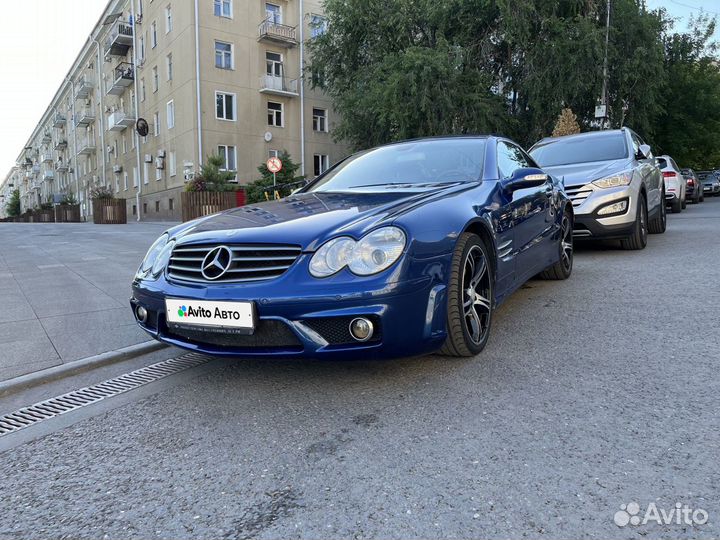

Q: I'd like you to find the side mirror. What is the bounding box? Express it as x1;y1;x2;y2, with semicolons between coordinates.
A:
638;144;652;160
502;167;549;193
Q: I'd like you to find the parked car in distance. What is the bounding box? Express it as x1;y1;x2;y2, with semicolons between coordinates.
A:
697;171;720;196
680;168;703;203
657;155;686;213
131;136;575;361
529;127;666;250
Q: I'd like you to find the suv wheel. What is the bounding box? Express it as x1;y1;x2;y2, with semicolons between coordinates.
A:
439;233;493;357
621;194;648;250
671;197;682;214
649;191;667;234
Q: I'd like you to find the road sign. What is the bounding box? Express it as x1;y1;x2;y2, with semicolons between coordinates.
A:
266;157;283;174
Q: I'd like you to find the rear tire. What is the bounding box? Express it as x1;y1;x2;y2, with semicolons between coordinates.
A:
540;212;573;280
621;194;648;250
671;198;682;214
681;197;687;209
439;233;494;357
700;194;705;202
649;193;667;234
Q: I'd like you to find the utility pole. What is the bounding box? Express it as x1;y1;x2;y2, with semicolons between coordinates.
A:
600;0;611;129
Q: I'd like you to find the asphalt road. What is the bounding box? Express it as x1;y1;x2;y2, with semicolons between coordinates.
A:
1;198;719;539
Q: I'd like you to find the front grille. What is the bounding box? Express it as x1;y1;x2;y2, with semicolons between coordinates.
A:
565;184;594;207
167;320;302;350
167;243;302;284
303;316;382;345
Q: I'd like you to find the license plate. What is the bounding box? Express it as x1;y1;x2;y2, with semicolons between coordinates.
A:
165;299;255;331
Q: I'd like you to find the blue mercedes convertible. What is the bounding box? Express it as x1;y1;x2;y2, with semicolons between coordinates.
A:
131;136;573;360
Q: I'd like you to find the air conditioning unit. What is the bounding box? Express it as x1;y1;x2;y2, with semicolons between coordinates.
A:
113;165;123;173
157;149;166;158
155;158;164;169
144;154;153;163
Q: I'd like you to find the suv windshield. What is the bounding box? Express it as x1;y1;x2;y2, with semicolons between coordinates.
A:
306;139;486;192
530;133;628;167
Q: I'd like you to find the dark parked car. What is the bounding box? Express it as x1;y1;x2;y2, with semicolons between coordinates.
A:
529;128;666;250
697;171;720;196
680;168;703;203
131;136;574;361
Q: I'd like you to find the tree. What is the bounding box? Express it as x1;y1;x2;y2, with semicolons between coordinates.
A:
245;151;304;204
6;189;20;217
552;108;581;137
185;154;238;192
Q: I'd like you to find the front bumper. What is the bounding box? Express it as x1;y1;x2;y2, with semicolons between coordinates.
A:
130;266;448;360
568;183;638;239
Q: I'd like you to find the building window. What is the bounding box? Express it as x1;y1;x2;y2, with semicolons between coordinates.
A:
168;151;176;176
155;200;161;212
309;14;327;38
214;0;232;18
143;202;148;214
215;92;236;121
153;112;160;136
265;2;281;23
123;172;128;190
150;21;157;48
268;149;279;158
266;51;283;77
312;108;327;132
140;78;146;102
166;53;173;81
122;135;127;154
267;101;283;126
167;100;175;129
215;41;233;69
132;204;137;215
165;5;172;33
139;34;145;62
133;166;138;187
169;198;174;211
152;66;158;92
313;154;329;176
217;145;237;173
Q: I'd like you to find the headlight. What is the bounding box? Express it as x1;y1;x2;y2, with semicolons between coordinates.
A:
309;226;406;277
151;240;175;277
136;234;168;280
592;171;633;189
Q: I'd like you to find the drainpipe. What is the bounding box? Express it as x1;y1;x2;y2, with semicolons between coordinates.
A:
65;77;82;219
92;38;107;191
194;0;203;169
299;0;305;177
130;1;143;221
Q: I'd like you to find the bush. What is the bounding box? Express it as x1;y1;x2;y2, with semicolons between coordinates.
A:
60;193;78;205
90;186;115;200
245;151;306;204
6;189;21;217
185;154;238;192
551;108;581;137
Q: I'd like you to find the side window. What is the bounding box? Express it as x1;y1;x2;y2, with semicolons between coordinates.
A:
497;141;530;179
630;134;641;158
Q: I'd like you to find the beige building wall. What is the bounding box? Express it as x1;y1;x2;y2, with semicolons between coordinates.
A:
1;0;350;221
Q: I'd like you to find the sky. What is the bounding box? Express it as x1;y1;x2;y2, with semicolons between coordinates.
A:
1;0;719;177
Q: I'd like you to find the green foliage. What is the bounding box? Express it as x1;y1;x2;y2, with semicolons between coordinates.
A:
90;186;115;200
185;154;239;192
6;189;21;217
245;151;305;204
61;192;78;205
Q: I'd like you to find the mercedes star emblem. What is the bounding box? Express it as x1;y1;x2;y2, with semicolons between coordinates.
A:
201;246;233;280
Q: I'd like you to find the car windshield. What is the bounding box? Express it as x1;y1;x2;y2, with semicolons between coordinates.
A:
530;133;628;167
305;139;486;192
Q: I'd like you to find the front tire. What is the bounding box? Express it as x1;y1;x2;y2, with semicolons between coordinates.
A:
439;233;494;357
621;194;648;250
540;212;573;280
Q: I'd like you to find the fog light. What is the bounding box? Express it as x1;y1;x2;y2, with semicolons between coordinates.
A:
597;200;628;216
349;318;374;342
136;305;148;323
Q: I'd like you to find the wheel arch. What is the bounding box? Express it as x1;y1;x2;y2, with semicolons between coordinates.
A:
462;218;497;282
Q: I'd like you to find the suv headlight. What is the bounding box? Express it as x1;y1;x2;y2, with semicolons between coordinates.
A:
592;171;633;189
136;234;170;280
309;226;406;278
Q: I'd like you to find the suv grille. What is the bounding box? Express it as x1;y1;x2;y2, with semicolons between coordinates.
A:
167;243;302;284
565;184;594;207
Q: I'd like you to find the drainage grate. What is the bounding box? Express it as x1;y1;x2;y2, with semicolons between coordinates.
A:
0;352;212;437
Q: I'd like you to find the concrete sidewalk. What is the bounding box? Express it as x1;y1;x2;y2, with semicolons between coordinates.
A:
0;221;177;381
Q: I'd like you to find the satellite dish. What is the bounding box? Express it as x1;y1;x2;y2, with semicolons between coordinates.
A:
136;118;149;137
264;131;273;142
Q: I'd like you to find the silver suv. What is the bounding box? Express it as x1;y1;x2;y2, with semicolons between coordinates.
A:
529;128;666;250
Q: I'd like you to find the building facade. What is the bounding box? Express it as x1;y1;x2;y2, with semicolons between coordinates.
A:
1;0;348;221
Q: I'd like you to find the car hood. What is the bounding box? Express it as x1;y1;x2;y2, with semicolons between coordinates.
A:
541;159;631;188
170;184;474;251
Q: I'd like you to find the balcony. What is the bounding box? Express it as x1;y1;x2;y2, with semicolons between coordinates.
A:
43;170;55;182
107;63;135;95
54;138;68;151
52;113;67;127
75;75;95;99
40;153;53;164
74;108;95;127
78;138;97;155
107;109;137;131
105;20;134;58
259;75;299;97
41;132;52;144
55;161;69;173
258;20;297;47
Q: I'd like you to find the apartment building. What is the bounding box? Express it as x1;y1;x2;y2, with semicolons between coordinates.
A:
1;0;348;221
